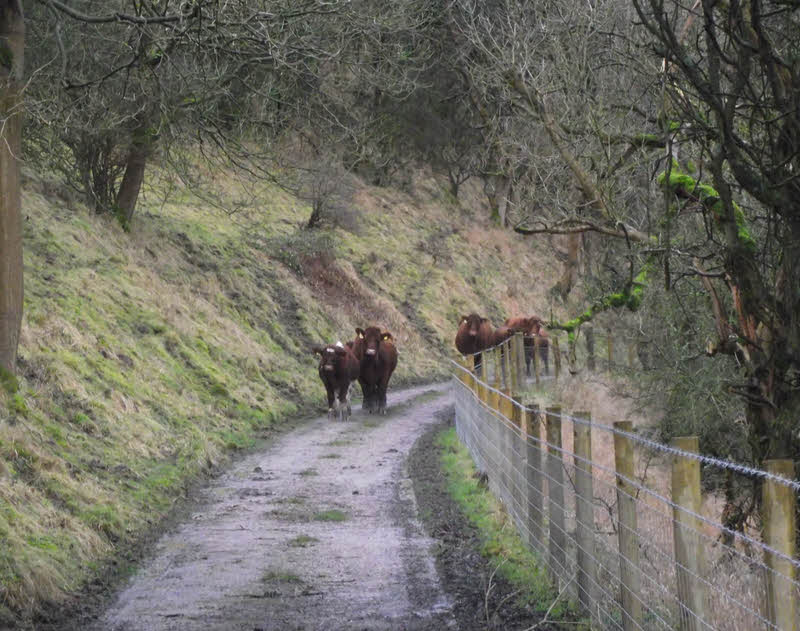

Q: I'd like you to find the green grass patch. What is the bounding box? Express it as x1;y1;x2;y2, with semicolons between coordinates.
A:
325;438;353;447
312;509;348;522
319;453;341;459
274;496;306;505
297;468;318;477
437;427;582;622
287;534;319;548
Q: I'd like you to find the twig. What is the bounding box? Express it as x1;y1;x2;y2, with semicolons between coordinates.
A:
521;572;576;631
484;557;508;625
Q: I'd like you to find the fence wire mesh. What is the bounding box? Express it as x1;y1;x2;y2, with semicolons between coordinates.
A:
451;354;799;631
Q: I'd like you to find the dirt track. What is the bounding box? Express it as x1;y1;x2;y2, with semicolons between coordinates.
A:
89;384;458;631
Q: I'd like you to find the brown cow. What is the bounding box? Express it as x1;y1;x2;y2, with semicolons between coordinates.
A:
312;342;360;421
352;326;398;414
455;313;493;373
504;315;550;376
491;325;514;347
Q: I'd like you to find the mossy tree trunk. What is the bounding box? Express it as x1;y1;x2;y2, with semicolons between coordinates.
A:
0;0;23;377
115;121;152;229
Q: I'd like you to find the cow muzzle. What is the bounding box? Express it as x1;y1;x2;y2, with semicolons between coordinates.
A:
366;349;376;356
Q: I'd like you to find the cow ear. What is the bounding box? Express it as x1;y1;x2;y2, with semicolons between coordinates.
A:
460;315;467;324
381;332;393;341
355;327;364;338
481;317;489;324
312;345;324;355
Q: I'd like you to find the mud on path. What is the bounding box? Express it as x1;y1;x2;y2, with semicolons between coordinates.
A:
77;384;459;631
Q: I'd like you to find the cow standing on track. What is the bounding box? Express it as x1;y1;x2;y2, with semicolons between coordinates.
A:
352;326;398;414
312;342;361;421
455;313;493;373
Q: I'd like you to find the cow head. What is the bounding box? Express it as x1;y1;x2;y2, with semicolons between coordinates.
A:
360;326;382;358
460;313;486;337
313;343;348;372
527;315;545;335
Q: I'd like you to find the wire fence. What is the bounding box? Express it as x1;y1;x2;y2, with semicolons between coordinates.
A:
451;334;799;631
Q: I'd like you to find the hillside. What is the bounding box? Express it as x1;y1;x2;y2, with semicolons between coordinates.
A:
0;161;559;626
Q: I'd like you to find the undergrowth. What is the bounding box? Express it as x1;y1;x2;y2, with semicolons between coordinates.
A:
437;427;584;626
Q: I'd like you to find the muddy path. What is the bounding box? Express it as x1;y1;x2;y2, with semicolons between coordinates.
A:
83;383;457;631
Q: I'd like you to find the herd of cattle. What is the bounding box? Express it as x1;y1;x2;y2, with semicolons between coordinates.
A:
312;313;549;421
312;326;398;422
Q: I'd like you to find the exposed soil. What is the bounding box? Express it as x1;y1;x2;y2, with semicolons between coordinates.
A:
27;383;546;631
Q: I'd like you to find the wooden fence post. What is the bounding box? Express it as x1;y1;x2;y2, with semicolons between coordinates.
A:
613;420;643;631
510;393;524;529
671;436;707;631
524;405;545;555
763;459;796;631
462;358;475;392
504;339;513;391
546;406;565;587
493;347;502;390
586;326;595;372
510;336;520;392
552;336;560;381
489;348;500;412
514;332;526;387
574;411;596;619
497;388;512;504
475;353;488;403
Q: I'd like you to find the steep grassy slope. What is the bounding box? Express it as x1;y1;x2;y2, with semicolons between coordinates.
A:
0;163;558;625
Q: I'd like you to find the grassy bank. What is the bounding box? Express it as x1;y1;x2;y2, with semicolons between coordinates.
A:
0;161;558;626
436;426;584;627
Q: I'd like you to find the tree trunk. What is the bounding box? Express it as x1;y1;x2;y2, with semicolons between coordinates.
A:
116;128;151;228
553;232;580;298
0;0;24;377
495;173;511;228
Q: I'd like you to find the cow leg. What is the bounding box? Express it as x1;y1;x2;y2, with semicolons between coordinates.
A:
345;383;353;419
367;386;375;414
543;348;549;376
377;375;391;415
359;378;371;412
337;383;350;421
524;341;532;377
326;387;336;422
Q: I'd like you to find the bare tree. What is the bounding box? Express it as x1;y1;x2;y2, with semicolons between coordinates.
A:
631;0;800;464
0;0;23;377
26;0;360;227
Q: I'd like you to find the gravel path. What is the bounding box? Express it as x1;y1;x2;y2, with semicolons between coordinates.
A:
93;383;458;631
